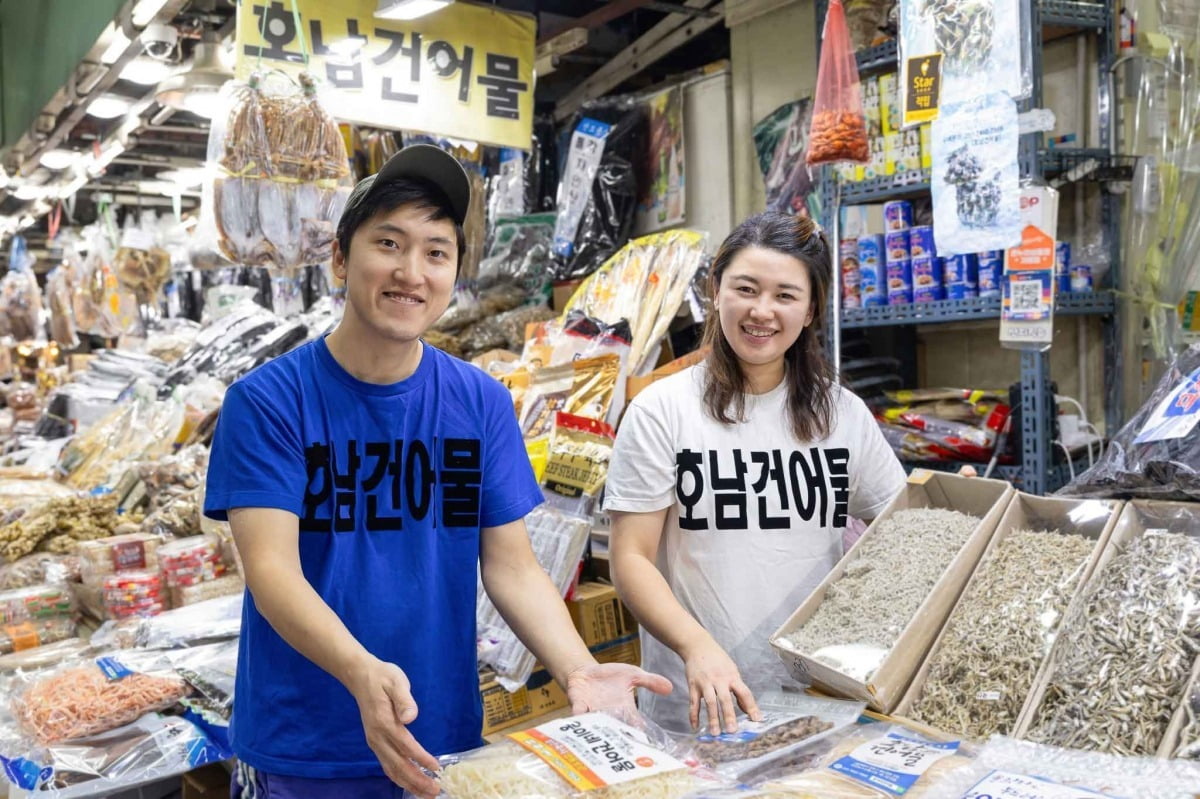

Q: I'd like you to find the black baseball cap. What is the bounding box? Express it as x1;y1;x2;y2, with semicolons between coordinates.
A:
342;144;471;226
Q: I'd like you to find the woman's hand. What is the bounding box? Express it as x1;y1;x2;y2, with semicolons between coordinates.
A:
681;636;762;735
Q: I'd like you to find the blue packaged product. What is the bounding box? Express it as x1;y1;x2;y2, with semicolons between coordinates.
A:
858;235;885;268
885;230;911;263
977;250;1003;298
887;259;913;305
860;261;887;306
909;225;935;259
883;200;913;231
912;256;942;302
1056;241;1071;291
943;254;978;299
1070;264;1093;292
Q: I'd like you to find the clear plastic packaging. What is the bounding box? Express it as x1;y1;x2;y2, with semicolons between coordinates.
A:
905;524;1099;738
0;638;92;674
0;554;82;591
1025;503;1200;756
1177;673;1200;759
438;709;721;799
478;213;556;296
0;713;228;797
101;571;165;620
1060;343;1200;500
560;230;708;374
923;736;1200;799
2;235;44;341
158;534;225;590
931;92;1021;255
90;593;242;651
690;693;863;782
170;573;242;608
753;723;975;798
476;505;591;690
171;640;237;723
77;533;162;579
9;653;192;743
0;584;76;625
0;617;76;656
45;257;81;350
807;0;870;165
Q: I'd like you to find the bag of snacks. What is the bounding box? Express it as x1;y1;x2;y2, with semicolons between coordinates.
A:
0;584;76;626
102;571;166;619
807;0;869;165
78;533;162;579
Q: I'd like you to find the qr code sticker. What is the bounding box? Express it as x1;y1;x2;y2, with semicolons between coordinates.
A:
1011;281;1042;313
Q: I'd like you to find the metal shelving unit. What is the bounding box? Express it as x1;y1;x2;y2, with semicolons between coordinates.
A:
818;0;1119;494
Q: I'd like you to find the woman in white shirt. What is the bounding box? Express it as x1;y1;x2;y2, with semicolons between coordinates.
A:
605;211;905;735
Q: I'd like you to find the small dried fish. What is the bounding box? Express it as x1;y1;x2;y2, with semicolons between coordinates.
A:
1176;677;1200;759
784;508;978;681
909;528;1095;738
1027;531;1200;756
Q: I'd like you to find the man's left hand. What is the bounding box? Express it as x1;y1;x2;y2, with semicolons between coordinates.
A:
565;662;673;714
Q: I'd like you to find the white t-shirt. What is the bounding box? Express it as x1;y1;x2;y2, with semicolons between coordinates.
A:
603;363;905;731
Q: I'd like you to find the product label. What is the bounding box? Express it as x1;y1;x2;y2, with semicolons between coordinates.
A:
111;540;148;572
828;733;959;796
1004;225;1055;322
903;53;942;126
3;623;39;652
96;657;134;681
553;119;613;258
1133;366;1200;444
695;711;804;744
959;769;1114;799
509;712;687;790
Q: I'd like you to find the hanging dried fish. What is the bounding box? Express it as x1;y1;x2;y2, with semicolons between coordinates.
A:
908;529;1095;739
1026;531;1200;756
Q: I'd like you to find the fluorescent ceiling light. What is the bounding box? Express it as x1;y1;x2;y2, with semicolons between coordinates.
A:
155;38;232;118
39;150;79;170
138;179;180;196
375;0;452;21
157;167;207;188
86;140;127;176
120;57;176;86
100;27;132;65
58;174;89;200
131;0;170;27
87;95;133;119
180;91;222;118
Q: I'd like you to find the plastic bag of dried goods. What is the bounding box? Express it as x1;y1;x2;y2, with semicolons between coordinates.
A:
807;0;869;165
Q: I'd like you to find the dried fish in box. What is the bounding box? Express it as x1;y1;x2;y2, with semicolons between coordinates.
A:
908;529;1095;738
1027;531;1200;756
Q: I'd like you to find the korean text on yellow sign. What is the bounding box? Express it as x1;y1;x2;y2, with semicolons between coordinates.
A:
236;0;535;149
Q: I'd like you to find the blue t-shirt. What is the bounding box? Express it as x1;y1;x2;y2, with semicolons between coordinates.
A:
203;337;542;779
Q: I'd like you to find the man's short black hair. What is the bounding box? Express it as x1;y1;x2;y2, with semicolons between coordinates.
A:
335;177;466;268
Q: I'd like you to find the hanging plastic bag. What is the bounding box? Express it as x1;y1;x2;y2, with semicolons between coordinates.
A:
931;92;1021;255
2;235;44;342
807;0;870;166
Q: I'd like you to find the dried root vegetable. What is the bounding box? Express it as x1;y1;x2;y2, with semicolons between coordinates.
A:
908;529;1095;738
12;663;191;743
1027;532;1200;756
783;508;978;682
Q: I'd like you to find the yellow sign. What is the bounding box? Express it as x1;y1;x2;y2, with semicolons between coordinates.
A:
235;0;535;149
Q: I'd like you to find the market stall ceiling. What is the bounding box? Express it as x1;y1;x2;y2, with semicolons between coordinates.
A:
2;0;729;260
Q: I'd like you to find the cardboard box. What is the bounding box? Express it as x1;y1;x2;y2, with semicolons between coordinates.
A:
1013;500;1200;750
769;470;1013;713
182;763;232;799
894;492;1123;730
552;280;583;311
626;347;710;403
589;633;642;668
567;581;638;647
480;667;569;737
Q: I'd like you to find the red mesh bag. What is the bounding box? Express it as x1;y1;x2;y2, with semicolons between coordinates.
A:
807;0;870;165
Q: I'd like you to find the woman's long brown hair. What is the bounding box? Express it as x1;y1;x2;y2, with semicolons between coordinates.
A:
700;212;837;442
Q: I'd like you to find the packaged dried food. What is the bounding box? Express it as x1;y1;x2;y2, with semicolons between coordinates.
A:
102;571;165;620
0;584;75;625
90;593;242;651
0;636;91;674
0;553;82;591
541;413;615;517
2;236;44;341
439;710;721;798
0;617;76;656
0;494;139;563
45;257;80;350
9;652;192;743
77;533;162;579
519;355;620;440
754;723;974;798
158;534;225;589
478;213;556;296
170;573;243;608
807;0;869;165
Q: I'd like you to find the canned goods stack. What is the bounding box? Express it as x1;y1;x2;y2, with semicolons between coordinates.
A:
884;201;914;306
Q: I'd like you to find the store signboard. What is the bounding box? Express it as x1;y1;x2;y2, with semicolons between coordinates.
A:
235;0;535;149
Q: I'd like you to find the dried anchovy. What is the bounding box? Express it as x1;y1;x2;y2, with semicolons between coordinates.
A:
909;529;1095;738
784;508;978;681
945;146;984;186
692;716;833;764
1027;532;1200;756
920;0;995;74
957;174;1003;228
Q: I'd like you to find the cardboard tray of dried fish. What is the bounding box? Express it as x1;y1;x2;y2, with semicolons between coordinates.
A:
1018;500;1200;756
894;493;1123;739
769;470;1013;713
1161;656;1200;760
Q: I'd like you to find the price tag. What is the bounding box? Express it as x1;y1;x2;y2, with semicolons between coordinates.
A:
960;769;1114;799
829;733;959;796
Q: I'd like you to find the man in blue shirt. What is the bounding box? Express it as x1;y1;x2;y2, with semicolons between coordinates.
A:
205;144;671;799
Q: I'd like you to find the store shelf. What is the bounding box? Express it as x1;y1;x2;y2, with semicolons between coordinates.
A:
838;172;930;204
902;457;1090;491
856;41;899;74
1040;149;1137;182
842;291;1114;329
